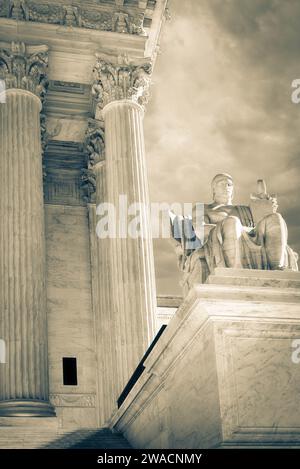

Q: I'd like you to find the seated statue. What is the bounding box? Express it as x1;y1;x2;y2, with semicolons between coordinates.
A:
170;173;298;289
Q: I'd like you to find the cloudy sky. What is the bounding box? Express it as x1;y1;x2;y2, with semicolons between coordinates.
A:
144;0;300;295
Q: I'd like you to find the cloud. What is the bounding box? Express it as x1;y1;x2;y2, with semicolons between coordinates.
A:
145;0;300;293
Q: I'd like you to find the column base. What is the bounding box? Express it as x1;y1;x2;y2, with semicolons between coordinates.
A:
0;400;56;417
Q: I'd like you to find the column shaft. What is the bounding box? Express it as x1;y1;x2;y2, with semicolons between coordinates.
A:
0;89;53;416
88;162;120;424
103;100;157;392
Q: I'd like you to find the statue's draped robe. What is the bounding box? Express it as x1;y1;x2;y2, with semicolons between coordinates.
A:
203;206;298;272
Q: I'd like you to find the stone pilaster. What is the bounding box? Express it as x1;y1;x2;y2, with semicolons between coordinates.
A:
0;42;54;416
93;57;157;396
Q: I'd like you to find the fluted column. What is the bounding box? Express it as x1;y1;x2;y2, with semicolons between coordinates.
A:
93;58;157;395
84;119;120;424
0;42;54;416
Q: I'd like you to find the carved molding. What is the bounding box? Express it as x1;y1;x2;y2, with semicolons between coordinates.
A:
81;168;97;203
85;118;105;168
50;393;96;408
80;118;105;203
0;41;48;98
41;114;62;153
0;0;147;35
92;56;152;109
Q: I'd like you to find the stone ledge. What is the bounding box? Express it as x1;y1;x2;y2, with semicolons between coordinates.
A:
207;275;300;289
193;283;300;304
213;267;300;280
0;416;58;429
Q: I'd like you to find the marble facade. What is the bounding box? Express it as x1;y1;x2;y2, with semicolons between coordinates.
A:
1;0;300;452
0;0;169;430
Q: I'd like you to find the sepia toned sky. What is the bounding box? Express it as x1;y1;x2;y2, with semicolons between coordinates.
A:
144;0;300;295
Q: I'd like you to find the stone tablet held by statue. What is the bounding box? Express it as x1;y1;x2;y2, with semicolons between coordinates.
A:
250;179;277;225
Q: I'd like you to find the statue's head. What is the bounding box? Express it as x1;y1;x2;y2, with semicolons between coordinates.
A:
211;173;234;205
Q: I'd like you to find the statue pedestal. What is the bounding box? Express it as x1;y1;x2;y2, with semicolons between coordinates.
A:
111;269;300;448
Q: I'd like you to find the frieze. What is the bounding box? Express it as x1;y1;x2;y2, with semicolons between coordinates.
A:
50;393;96;407
0;0;147;35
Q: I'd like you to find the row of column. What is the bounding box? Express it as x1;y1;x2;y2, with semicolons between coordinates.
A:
0;43;157;420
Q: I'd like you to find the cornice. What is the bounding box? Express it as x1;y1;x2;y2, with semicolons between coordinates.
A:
0;19;147;84
0;0;167;82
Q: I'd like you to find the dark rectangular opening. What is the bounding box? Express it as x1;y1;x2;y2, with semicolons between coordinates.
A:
62;357;78;386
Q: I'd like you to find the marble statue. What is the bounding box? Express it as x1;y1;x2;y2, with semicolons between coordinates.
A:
171;173;298;284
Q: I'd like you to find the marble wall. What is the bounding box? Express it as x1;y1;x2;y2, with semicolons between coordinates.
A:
45;205;98;429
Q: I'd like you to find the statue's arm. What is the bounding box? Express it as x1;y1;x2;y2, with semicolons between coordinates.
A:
193;205;216;241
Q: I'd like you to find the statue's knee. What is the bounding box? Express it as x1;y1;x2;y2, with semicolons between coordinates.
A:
267;212;281;220
223;215;241;228
264;212;285;227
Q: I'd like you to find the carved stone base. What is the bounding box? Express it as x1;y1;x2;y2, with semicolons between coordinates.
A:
0;400;56;417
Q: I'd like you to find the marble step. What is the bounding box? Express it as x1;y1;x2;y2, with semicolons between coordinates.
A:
0;416;58;429
213;267;300;280
46;429;132;449
207;275;300;289
0;428;131;449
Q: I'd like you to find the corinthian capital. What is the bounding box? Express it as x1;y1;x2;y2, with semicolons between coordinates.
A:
0;41;48;99
92;56;152;110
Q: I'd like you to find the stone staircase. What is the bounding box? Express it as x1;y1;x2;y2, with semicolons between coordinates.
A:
44;429;132;449
0;417;131;449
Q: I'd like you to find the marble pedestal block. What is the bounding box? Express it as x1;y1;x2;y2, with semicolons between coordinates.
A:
110;270;300;448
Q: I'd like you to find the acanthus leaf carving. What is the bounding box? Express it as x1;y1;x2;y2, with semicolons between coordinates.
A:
92;57;152;110
0;41;48;99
